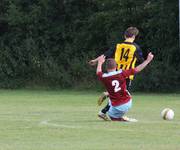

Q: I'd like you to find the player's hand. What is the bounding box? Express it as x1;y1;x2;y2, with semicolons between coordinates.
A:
98;55;105;64
88;60;97;66
146;52;154;62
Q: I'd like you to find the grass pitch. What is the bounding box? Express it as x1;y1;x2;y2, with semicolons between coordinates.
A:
0;90;179;150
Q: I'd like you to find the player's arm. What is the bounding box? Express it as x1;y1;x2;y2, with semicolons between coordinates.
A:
89;46;116;66
135;52;154;72
89;55;103;66
96;55;105;74
121;52;154;78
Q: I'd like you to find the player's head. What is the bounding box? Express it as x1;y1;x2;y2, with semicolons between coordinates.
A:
124;27;139;39
106;58;117;71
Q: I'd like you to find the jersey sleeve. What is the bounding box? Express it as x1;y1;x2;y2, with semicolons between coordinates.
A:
96;72;103;81
103;45;116;59
134;43;144;63
121;69;137;79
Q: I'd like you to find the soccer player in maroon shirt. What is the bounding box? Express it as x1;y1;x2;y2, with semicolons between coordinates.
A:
89;27;144;120
96;53;154;121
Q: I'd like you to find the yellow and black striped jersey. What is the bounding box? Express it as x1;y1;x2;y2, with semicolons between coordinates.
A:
104;42;144;80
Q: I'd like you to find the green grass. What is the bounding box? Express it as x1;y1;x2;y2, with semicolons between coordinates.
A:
0;90;180;150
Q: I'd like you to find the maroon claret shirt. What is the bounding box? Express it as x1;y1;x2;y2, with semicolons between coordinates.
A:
97;69;137;106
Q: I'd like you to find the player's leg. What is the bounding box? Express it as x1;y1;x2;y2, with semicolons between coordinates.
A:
98;110;109;121
98;103;110;121
108;103;129;121
126;78;132;92
108;99;137;122
97;91;109;106
98;103;110;120
97;92;110;121
101;103;110;114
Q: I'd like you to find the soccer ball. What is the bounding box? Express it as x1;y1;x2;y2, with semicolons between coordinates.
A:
161;108;174;120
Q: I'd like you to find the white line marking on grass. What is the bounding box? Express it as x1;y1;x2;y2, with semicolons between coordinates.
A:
40;120;82;129
40;119;180;132
39;120;136;132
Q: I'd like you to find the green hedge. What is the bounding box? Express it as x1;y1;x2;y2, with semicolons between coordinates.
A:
0;0;179;91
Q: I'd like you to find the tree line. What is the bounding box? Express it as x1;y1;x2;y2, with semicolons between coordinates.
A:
0;0;179;91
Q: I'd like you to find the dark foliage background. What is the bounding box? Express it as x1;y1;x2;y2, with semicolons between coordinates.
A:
0;0;179;91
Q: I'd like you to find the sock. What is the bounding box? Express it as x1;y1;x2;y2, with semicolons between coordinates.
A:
101;103;110;114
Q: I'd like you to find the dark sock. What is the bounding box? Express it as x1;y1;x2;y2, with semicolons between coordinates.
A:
101;103;110;114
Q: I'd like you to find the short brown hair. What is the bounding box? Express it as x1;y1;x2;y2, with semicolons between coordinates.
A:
124;27;139;38
106;59;117;70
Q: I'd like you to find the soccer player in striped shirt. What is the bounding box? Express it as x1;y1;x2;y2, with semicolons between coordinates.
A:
89;27;144;120
96;53;153;121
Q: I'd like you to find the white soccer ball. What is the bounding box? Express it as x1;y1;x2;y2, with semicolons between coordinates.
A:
161;108;174;120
